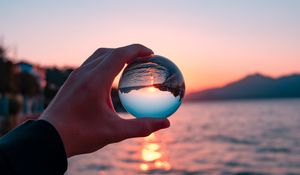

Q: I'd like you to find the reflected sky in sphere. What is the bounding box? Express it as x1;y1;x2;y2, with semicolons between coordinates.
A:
118;55;185;118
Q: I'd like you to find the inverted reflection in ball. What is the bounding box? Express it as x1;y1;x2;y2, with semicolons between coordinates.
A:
118;55;185;118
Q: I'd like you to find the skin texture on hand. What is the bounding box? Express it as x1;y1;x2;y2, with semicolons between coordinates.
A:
40;44;170;157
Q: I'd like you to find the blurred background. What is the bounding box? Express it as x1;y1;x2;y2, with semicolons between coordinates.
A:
1;0;300;175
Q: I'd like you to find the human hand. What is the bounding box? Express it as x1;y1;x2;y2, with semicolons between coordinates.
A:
40;44;170;157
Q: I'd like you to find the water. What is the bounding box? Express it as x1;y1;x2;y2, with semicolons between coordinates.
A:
119;86;182;118
66;99;300;175
118;55;185;118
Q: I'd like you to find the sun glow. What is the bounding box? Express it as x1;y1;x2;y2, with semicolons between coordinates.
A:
139;133;172;172
140;163;149;171
147;75;157;92
142;142;162;161
147;86;157;92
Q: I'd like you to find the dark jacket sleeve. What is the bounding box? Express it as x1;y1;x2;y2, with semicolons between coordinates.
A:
0;120;67;175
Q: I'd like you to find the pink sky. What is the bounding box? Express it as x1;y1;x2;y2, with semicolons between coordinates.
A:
1;1;300;93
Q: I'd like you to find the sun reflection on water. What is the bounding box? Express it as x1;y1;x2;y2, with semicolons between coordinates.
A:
147;75;158;92
139;133;171;172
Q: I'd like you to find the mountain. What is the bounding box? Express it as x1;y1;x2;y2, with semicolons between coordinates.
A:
185;73;300;101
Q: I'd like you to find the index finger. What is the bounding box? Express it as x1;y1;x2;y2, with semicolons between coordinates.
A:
95;44;153;84
81;48;113;67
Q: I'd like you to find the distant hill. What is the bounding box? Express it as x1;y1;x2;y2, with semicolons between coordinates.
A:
185;73;300;101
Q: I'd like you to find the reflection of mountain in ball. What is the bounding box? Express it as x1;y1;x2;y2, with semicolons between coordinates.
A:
155;73;185;99
118;55;185;118
119;78;184;99
119;56;185;99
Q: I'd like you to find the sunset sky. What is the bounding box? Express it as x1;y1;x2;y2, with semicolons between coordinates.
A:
1;0;300;93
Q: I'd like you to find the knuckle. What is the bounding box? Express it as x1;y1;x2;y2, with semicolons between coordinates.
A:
130;43;144;49
67;69;79;81
94;47;106;54
111;48;125;58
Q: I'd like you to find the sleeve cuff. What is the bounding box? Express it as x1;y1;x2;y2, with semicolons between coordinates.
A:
0;120;67;175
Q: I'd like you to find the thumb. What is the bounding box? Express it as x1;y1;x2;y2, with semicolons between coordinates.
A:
119;118;170;139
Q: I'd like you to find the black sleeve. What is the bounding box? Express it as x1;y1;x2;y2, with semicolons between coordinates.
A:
0;120;67;175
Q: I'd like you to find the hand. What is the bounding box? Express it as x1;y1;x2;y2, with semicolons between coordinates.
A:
40;44;170;157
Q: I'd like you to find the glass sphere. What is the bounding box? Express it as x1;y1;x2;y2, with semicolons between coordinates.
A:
118;55;185;118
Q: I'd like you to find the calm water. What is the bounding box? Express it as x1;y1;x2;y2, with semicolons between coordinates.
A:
119;86;181;118
66;99;300;175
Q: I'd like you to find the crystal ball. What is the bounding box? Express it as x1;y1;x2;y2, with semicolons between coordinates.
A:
118;55;185;118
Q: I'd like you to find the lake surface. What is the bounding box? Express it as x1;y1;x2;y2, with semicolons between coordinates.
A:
66;99;300;175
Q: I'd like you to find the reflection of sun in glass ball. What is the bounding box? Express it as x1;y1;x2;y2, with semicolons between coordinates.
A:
118;55;185;118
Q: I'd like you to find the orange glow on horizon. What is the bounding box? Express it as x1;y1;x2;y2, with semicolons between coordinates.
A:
146;75;158;92
147;86;157;92
2;1;299;94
